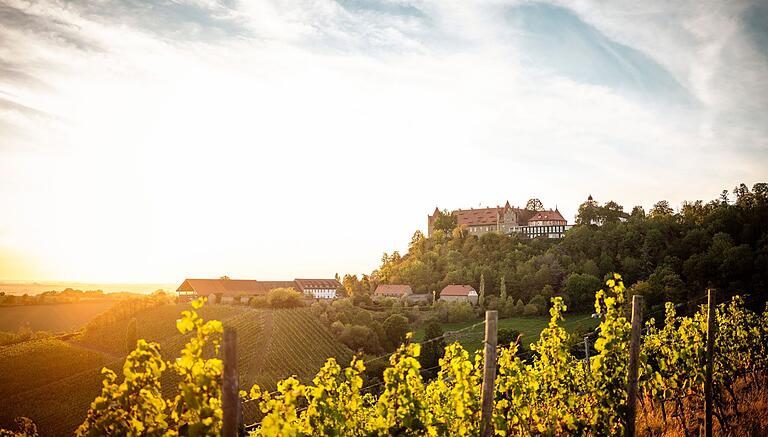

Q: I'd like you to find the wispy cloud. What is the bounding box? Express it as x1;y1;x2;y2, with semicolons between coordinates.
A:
0;0;766;281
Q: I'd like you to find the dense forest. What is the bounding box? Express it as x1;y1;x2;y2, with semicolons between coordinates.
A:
359;183;768;312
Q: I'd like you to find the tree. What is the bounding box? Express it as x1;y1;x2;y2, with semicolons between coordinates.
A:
266;287;304;308
576;201;600;226
419;322;445;372
528;294;547;315
649;200;673;218
601;201;625;223
478;273;486;308
563;273;602;311
526;198;544;211
432;209;457;232
382;314;410;350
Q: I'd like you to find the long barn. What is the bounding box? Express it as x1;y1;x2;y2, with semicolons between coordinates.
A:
176;277;341;302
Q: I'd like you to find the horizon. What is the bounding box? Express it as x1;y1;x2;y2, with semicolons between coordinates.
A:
2;0;766;283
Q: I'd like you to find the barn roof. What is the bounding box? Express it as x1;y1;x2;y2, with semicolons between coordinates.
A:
176;279;295;296
374;284;412;295
528;209;566;223
440;284;476;296
294;279;341;290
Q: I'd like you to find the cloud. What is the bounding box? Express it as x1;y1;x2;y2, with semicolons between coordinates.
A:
0;0;766;281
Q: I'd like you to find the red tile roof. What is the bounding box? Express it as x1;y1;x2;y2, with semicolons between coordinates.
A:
451;202;537;227
454;207;502;226
440;284;476;296
528;209;566;223
294;279;341;291
176;279;295;296
374;284;412;295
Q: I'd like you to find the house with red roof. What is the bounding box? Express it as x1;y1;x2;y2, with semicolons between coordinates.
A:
438;284;478;305
373;284;412;299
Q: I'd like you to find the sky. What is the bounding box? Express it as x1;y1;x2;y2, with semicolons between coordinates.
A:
0;0;766;283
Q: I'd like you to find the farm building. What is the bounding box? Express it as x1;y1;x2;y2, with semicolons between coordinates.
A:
373;284;413;299
176;277;342;302
438;284;478;305
373;284;432;304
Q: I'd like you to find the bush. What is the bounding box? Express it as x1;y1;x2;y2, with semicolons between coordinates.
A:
419;321;445;372
514;299;525;315
338;324;380;352
266;287;304;308
249;295;268;308
446;301;476;323
523;303;539;316
528;294;548;315
498;328;521;346
382;314;410;350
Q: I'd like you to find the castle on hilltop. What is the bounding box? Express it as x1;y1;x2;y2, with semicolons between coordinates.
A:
427;200;570;239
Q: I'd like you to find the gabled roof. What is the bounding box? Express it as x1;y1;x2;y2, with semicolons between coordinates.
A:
454;207;502;226
294;279;341;290
452;202;537;227
440;284;476;296
528;209;567;223
374;284;412;295
176;279;295;296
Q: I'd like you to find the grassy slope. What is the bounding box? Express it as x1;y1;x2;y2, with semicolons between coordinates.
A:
412;313;598;352
0;301;117;331
0;304;351;436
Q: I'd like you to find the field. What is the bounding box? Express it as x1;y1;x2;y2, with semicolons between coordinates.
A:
0;301;117;331
0;303;351;436
412;313;598;352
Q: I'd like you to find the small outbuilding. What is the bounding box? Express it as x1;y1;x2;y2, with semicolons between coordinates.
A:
438;284;478;305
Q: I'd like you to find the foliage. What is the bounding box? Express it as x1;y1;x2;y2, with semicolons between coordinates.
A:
382;314;410;351
266;288;304;309
76;297;225;436
0;325;51;347
418;322;445;372
374;183;768;312
431;209;457;233
5;274;768;436
0;417;37;437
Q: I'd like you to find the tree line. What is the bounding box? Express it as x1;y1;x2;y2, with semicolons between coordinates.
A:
364;183;768;312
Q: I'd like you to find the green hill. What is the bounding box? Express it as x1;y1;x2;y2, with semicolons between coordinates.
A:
0;303;352;436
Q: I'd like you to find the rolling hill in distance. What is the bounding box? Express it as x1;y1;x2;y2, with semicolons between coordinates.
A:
0;303;352;436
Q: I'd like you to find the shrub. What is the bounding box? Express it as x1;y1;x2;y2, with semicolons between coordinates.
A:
497;328;521;347
523;303;539;316
249;295;268;308
266;287;304;308
528;294;548;315
339;324;380;352
445;301;476;323
382;314;410;350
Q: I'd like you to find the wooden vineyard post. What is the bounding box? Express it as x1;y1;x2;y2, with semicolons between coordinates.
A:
626;294;643;437
705;289;716;437
222;328;238;437
480;310;498;437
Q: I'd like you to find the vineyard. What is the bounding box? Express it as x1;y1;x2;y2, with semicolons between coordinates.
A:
0;305;352;436
61;275;767;436
244;277;768;436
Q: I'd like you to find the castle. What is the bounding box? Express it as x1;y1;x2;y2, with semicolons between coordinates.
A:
427;200;570;239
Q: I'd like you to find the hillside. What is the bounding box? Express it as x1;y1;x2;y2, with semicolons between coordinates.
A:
0;301;117;331
0;303;352;436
